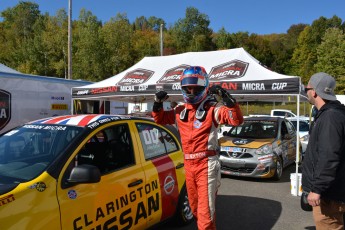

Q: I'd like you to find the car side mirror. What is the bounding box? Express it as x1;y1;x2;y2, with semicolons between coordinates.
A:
67;164;101;184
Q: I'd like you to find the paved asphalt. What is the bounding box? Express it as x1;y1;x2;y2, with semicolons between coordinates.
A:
159;164;316;230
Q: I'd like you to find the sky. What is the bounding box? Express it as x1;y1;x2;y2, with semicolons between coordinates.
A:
1;0;345;34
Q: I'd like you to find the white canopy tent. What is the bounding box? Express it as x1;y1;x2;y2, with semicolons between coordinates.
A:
72;48;306;103
72;47;307;194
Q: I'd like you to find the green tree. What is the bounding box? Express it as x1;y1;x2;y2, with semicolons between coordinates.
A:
277;24;307;74
171;7;214;53
0;1;42;72
243;34;273;68
101;13;135;76
133;16;148;30
315;27;345;94
229;31;249;48
147;16;165;32
133;30;160;59
213;27;232;50
73;9;106;81
41;9;68;77
263;33;289;73
1;1;40;41
291;16;343;81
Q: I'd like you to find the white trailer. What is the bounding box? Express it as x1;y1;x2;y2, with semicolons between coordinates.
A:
0;71;91;134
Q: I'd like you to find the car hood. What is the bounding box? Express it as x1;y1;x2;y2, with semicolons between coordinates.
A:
219;137;276;148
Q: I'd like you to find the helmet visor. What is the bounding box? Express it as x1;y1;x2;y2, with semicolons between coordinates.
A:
181;75;205;86
182;86;205;96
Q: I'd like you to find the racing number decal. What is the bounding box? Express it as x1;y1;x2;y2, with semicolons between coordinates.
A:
142;129;159;145
151;156;179;221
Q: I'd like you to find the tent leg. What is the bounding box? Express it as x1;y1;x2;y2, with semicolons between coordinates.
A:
295;95;301;196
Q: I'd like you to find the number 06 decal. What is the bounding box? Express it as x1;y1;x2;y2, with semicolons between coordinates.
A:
142;129;159;145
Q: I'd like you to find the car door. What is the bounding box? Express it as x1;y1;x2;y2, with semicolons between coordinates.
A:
133;121;184;229
285;120;298;163
280;120;296;165
57;121;148;230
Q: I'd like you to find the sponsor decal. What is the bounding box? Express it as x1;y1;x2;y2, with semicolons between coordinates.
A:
68;190;77;199
73;180;159;230
117;69;154;86
272;82;287;90
258;154;274;163
23;124;67;131
51;96;65;100
156;64;190;84
232;138;253;145
76;90;89;95
171;83;181;91
156;85;164;91
0;194;15;206
51;104;68;110
242;82;265;91
193;120;202;129
0;89;11;131
151;156;179;221
228;110;233;119
210;80;293;92
220;146;246;153
35;182;47;192
87;116;125;129
209;60;249;81
163;176;175;195
91;86;118;95
210;82;238;91
138;85;148;91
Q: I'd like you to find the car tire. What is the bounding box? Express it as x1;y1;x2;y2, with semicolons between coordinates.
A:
272;156;283;181
174;184;194;226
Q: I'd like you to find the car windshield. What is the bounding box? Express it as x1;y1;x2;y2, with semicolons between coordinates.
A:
290;121;309;132
226;120;277;139
0;124;83;184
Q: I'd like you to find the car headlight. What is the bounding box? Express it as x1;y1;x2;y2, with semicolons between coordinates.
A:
255;144;273;155
300;134;309;142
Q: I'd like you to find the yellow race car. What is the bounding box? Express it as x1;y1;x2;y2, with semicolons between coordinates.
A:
0;114;193;229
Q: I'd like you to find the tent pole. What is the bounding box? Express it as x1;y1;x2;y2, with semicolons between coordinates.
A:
295;94;301;196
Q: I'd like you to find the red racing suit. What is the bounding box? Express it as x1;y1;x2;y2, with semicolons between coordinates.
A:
152;98;243;230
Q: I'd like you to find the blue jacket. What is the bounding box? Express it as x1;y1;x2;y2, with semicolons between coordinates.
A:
302;100;345;203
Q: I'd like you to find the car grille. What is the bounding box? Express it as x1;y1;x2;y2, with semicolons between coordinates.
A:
221;165;255;173
220;151;253;158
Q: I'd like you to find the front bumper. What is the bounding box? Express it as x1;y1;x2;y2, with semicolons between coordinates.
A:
219;153;277;178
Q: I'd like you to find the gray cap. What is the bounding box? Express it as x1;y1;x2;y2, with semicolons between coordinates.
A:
309;72;336;101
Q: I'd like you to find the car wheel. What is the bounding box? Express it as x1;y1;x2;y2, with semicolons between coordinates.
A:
174;185;194;226
272;156;283;181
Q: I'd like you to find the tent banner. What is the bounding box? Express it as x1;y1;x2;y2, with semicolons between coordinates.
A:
72;77;300;98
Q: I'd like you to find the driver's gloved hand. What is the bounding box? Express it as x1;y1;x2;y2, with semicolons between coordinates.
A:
153;91;169;112
209;85;236;107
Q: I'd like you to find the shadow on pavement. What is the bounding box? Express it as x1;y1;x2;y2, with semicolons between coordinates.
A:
159;196;282;230
215;195;281;230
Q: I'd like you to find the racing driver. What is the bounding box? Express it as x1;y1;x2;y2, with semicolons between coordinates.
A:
152;66;244;230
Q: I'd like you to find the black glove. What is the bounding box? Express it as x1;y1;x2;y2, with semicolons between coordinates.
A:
154;91;169;103
209;85;236;107
152;101;163;112
153;91;168;112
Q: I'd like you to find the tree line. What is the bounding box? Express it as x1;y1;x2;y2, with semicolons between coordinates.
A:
1;1;344;93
